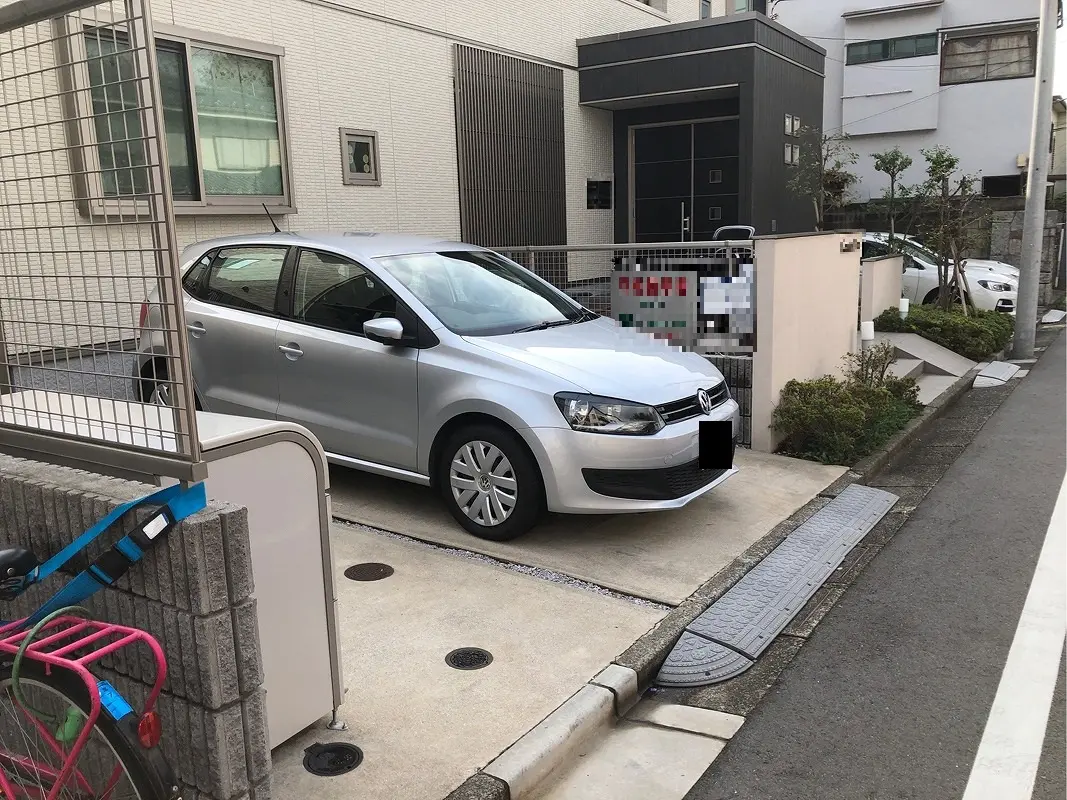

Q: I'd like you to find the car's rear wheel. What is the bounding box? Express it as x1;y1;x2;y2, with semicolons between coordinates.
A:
137;359;200;410
437;423;544;541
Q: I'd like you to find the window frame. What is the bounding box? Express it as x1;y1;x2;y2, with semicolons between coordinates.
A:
339;128;382;187
846;33;939;66
56;13;295;218
939;29;1038;86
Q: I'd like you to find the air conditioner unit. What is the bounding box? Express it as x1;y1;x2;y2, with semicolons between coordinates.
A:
1017;153;1029;169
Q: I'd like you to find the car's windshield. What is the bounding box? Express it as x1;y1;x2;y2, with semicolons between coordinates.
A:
375;250;589;336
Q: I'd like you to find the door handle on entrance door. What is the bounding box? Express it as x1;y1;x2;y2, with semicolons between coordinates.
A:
186;322;206;338
278;343;303;360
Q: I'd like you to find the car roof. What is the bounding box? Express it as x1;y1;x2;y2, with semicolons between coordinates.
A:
180;231;485;262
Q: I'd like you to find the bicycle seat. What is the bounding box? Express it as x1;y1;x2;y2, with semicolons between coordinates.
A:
0;547;38;601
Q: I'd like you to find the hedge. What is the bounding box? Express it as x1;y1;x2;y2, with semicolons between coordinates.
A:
772;343;923;466
874;304;1014;361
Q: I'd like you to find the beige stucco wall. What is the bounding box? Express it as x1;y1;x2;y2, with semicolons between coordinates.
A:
750;231;862;453
860;254;903;323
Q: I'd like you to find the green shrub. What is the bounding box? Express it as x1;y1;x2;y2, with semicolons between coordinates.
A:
1050;294;1066;311
873;304;1014;360
772;345;923;466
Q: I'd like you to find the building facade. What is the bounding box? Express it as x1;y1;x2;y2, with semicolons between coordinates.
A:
710;0;1042;203
0;0;824;354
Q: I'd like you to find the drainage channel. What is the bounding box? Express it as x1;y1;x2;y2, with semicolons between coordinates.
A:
331;517;671;612
656;484;899;687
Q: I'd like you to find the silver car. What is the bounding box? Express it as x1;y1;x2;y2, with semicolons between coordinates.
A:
135;232;740;540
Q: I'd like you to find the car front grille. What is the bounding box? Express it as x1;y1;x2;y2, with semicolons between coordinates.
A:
655;381;730;424
583;447;735;502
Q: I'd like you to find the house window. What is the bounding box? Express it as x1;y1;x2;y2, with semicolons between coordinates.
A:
784;143;800;166
733;0;751;11
586;179;612;209
700;0;711;18
846;33;938;65
982;174;1024;197
941;30;1037;85
340;129;382;186
72;23;290;213
785;114;801;136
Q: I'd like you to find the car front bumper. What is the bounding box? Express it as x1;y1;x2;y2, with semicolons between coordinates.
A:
522;399;741;514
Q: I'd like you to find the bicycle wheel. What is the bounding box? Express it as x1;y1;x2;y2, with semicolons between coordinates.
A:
0;658;178;800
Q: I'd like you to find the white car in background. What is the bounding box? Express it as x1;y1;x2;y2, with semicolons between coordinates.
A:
862;232;1018;314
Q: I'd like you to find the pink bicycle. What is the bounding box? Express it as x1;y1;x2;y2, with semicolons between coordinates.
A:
0;482;206;800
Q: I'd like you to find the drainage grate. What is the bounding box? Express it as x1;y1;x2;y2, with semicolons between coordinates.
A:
303;743;363;776
445;647;493;670
344;563;394;581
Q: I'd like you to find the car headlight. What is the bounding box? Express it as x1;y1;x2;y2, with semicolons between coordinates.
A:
554;392;664;435
977;280;1013;292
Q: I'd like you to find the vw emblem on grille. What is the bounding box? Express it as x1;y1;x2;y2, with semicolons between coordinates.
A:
697;388;712;416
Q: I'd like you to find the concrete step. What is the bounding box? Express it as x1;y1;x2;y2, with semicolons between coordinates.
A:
887;358;925;380
874;332;977;377
916;374;959;406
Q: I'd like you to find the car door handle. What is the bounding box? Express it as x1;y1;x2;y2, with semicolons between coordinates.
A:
278;343;303;360
186;322;206;338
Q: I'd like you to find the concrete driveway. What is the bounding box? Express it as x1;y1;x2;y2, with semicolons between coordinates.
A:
270;449;843;800
328;449;844;605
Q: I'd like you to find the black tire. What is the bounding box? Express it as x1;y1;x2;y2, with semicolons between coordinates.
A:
0;657;178;799
922;287;964;306
436;423;544;541
138;360;201;410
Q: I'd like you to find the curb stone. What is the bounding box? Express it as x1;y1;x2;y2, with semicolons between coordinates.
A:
441;363;983;800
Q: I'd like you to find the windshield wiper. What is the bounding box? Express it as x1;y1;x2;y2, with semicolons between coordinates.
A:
512;319;577;333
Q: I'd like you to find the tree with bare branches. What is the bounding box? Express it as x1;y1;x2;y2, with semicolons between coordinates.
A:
787;126;859;231
910;146;988;313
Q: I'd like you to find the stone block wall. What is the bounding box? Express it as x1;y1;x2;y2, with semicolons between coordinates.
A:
0;454;271;800
989;209;1066;305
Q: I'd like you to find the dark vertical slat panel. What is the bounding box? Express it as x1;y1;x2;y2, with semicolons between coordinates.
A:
453;44;567;248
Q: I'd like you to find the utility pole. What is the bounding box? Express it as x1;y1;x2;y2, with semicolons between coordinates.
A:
1012;0;1058;359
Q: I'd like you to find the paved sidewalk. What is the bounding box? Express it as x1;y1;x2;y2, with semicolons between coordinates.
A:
685;330;1067;800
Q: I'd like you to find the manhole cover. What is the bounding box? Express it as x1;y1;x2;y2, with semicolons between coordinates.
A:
344;562;394;581
445;647;493;670
303;742;363;776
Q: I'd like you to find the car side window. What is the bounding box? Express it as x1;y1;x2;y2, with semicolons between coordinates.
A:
293;249;398;336
862;240;889;260
202;247;288;314
182;252;214;299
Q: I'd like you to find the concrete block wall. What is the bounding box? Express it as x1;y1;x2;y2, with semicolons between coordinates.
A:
0;453;270;800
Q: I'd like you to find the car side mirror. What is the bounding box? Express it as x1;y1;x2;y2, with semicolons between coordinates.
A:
363;317;406;345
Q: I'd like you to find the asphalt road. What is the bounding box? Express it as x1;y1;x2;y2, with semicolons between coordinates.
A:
686;330;1067;800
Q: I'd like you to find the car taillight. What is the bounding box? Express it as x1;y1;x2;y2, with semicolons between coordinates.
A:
138;710;162;748
139;302;149;330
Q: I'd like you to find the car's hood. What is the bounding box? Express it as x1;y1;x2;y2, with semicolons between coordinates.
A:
963;259;1020;279
466;318;724;406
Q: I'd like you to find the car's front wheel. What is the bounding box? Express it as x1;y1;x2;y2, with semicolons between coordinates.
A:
437;423;544;541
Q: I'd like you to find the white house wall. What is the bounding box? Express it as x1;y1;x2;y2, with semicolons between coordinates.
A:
772;0;1040;202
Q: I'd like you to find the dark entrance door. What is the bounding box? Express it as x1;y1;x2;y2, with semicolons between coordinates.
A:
631;118;740;243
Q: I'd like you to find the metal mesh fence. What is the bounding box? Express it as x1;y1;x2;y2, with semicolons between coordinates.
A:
494;241;756;445
0;0;202;481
